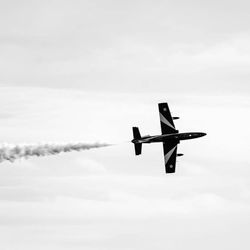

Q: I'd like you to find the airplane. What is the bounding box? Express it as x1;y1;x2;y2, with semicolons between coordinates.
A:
131;102;206;173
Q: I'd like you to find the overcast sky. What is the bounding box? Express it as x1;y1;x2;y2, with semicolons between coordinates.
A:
0;1;250;250
0;0;250;94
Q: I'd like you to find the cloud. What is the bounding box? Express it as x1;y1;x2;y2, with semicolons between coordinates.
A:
0;86;249;249
0;0;250;94
0;0;249;248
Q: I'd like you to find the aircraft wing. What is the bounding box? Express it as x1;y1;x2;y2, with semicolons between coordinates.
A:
163;141;178;173
158;103;177;134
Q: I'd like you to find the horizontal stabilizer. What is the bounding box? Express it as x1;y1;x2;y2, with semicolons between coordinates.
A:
134;143;142;155
132;127;141;139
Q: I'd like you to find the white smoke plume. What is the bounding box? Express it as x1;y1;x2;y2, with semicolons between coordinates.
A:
0;142;110;163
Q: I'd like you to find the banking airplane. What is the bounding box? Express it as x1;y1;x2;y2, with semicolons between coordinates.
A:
131;103;206;173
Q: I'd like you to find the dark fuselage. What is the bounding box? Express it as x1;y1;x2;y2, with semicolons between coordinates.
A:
132;132;206;144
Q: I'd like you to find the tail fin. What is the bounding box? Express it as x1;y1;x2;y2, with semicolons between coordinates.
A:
134;143;142;155
132;127;141;139
132;127;142;155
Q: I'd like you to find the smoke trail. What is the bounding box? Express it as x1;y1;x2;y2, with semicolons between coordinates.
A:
0;142;109;163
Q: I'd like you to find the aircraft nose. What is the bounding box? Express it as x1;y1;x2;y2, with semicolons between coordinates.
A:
201;133;207;137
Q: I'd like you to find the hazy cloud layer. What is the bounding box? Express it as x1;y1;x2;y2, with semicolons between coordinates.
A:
0;0;250;94
0;0;250;248
0;86;249;249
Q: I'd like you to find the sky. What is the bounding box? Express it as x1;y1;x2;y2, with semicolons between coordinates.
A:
0;0;250;249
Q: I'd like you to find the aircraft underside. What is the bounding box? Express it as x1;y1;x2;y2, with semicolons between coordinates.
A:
132;103;206;173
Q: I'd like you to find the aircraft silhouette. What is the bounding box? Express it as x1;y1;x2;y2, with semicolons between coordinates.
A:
132;103;206;173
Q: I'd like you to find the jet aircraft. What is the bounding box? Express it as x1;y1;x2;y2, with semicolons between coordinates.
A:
131;103;206;173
